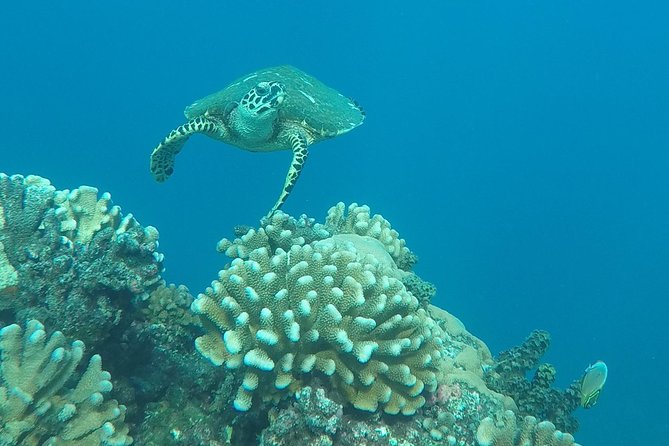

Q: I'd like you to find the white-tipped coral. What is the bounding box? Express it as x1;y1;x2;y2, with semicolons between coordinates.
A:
217;203;418;273
324;203;415;270
0;172;164;322
53;185;160;249
192;239;444;415
54;186;121;244
217;210;329;260
0;319;132;445
476;410;580;446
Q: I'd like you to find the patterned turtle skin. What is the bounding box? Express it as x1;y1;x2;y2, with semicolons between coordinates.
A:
150;65;365;215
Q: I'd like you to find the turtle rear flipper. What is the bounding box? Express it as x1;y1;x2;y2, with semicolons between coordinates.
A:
268;130;309;216
150;116;226;182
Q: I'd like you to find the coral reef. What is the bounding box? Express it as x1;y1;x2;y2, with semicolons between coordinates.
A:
218;210;331;260
258;383;475;446
0;174;164;347
322;203;417;271
1;171;593;445
0;319;131;445
114;282;234;446
493;330;550;376
401;273;437;306
192;237;444;415
217;203;417;274
54;186;121;245
130;384;234;446
259;386;342;446
423;305;515;445
484;331;582;433
140;283;198;328
0;174;228;446
476;410;580;446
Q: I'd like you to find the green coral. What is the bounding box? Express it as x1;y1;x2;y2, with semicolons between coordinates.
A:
0;319;132;445
476;410;580;446
402;273;436;306
192;237;444;415
485;331;581;433
143;283;198;328
494;330;550;375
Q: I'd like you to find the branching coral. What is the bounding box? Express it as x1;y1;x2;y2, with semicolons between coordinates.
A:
142;283;197;328
217;203;418;274
484;331;582;433
192;238;444;415
54;186;121;245
1;168;598;444
0;173;164;347
324;202;416;271
0;319;132;445
218;210;330;260
0;174;55;243
494;330;550;375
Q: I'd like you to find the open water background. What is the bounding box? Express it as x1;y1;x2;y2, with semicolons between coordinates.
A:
2;2;668;444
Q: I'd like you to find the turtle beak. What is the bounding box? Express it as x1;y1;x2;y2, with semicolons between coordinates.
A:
269;82;286;106
270;90;286;108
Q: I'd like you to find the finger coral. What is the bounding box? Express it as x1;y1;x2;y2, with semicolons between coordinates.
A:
192;237;444;415
0;319;132;445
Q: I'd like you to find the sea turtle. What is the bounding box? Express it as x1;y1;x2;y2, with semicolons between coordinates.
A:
150;65;365;215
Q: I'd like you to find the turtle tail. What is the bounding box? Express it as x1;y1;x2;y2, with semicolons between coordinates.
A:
150;116;222;182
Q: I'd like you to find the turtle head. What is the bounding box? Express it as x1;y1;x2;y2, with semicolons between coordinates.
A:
240;81;286;119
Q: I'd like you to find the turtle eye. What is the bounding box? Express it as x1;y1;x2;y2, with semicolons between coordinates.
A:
255;83;270;96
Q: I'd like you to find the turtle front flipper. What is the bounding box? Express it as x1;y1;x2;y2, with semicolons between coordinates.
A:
150;116;226;182
268;131;309;216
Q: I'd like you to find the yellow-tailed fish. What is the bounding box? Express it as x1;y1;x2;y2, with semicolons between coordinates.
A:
580;360;608;408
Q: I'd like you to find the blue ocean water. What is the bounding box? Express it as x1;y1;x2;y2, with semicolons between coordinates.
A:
1;1;667;444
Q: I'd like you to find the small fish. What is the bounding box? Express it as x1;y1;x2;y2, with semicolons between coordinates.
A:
580;360;608;408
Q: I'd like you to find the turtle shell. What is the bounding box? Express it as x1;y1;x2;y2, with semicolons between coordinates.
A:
184;65;364;137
